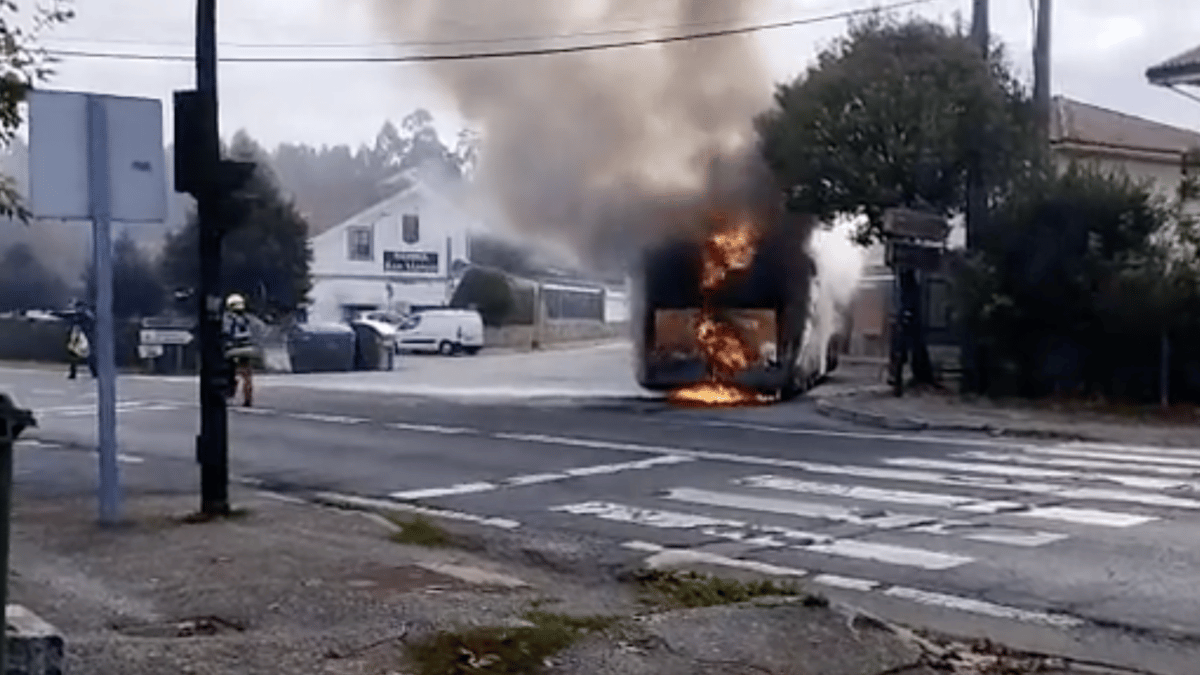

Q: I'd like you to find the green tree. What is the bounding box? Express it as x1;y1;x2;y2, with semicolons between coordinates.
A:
449;266;515;327
83;230;166;319
0;1;73;219
161;130;312;320
755;14;1032;245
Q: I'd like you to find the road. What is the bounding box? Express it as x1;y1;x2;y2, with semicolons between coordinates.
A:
5;342;1200;673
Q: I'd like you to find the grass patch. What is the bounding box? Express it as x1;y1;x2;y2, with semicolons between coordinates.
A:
634;569;826;609
386;514;455;547
406;611;619;675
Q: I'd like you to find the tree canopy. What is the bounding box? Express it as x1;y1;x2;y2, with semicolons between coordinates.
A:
0;1;73;219
755;14;1032;244
161;131;313;319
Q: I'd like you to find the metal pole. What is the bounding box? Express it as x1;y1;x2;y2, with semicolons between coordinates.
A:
961;0;989;394
195;0;230;516
1033;0;1052;146
0;436;12;675
88;97;121;525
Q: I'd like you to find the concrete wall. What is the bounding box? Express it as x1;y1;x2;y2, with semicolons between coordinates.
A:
485;320;629;350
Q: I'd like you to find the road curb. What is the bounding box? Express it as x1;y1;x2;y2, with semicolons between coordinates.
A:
812;397;1094;441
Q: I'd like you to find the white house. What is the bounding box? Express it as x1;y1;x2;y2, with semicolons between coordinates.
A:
307;180;481;324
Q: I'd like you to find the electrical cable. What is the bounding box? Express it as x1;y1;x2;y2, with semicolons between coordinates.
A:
42;0;932;64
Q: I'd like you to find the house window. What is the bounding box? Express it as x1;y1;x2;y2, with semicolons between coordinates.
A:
348;226;372;261
402;214;420;244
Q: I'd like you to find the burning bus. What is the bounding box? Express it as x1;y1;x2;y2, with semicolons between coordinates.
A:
632;210;848;405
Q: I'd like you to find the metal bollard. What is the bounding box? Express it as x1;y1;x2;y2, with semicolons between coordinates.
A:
0;394;36;675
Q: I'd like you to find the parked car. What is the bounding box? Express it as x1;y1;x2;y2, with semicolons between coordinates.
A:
393;308;484;356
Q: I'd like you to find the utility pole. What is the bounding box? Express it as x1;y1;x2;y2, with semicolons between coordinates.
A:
1033;0;1052;146
961;0;989;394
194;0;230;516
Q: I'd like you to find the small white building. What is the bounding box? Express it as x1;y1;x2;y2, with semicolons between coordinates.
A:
307;180;479;324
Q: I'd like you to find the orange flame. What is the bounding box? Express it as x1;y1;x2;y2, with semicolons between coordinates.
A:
668;216;772;408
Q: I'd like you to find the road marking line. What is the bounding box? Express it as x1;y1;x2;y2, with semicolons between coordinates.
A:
691;419;1031;449
117;454;144;464
958;451;1200;477
1026;446;1200;469
622;540;1081;627
556;501;972;570
482;432;1189;511
1064;442;1200;458
232;407;276;416
881;587;1083;628
388;422;474;435
287;412;369;425
737;475;1153;528
391;456;694;499
621;541;810;577
884;457;1195;492
666;486;1064;548
391;482;498;500
315;492;521;529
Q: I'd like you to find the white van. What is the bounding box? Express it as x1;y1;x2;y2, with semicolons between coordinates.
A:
393;308;485;356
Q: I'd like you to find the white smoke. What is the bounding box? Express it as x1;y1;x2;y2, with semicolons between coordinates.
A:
798;214;868;376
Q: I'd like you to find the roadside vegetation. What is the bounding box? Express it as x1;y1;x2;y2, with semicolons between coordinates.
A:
405;611;619;675
632;569;825;609
386;514;457;547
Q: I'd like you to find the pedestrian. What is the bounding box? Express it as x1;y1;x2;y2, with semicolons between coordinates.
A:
66;301;98;380
222;293;257;407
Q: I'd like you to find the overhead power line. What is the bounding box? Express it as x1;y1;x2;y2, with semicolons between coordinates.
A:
44;0;931;64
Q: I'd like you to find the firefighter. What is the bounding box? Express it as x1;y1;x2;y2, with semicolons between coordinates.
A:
222;293;256;407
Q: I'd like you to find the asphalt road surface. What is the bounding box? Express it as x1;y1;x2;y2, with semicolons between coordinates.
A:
6;342;1200;673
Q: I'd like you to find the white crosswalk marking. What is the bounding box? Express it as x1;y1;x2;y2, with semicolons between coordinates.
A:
736;475;1156;528
379;432;1200;629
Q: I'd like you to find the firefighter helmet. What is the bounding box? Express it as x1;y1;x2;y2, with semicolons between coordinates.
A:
225;293;246;311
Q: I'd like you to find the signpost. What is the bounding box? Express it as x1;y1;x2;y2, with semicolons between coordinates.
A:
27;90;168;525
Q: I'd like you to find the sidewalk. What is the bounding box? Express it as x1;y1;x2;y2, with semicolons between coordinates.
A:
8;486;1134;675
814;363;1200;447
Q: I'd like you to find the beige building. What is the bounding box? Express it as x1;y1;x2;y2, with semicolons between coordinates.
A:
845;96;1200;361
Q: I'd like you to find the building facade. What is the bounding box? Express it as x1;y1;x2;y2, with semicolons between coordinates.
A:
307;181;478;324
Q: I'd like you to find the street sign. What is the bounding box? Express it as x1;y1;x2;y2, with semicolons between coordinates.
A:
887;240;944;272
28;90;168;223
383;251;439;274
138;345;165;359
139;329;193;346
883;208;950;242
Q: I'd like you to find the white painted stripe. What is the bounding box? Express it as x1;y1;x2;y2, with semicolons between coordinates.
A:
693;419;1031;450
907;522;1067;547
812;574;880;591
738;474;1151;528
806;539;971;570
1026;446;1200;469
1020;506;1153;528
287;412;368;424
390;482;497;500
884;457;1195;492
664;487;937;530
315;492;521;529
958;451;1200;477
562;455;693;477
739;475;979;508
620;540;810;577
466;431;1179;515
1065;441;1200;458
117;454;144;464
388;422;473;435
882;587;1083;628
555;502;972;570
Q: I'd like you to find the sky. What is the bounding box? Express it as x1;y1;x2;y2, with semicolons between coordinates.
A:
27;0;1200;151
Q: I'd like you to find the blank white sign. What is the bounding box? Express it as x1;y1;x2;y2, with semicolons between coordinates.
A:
28;89;167;223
